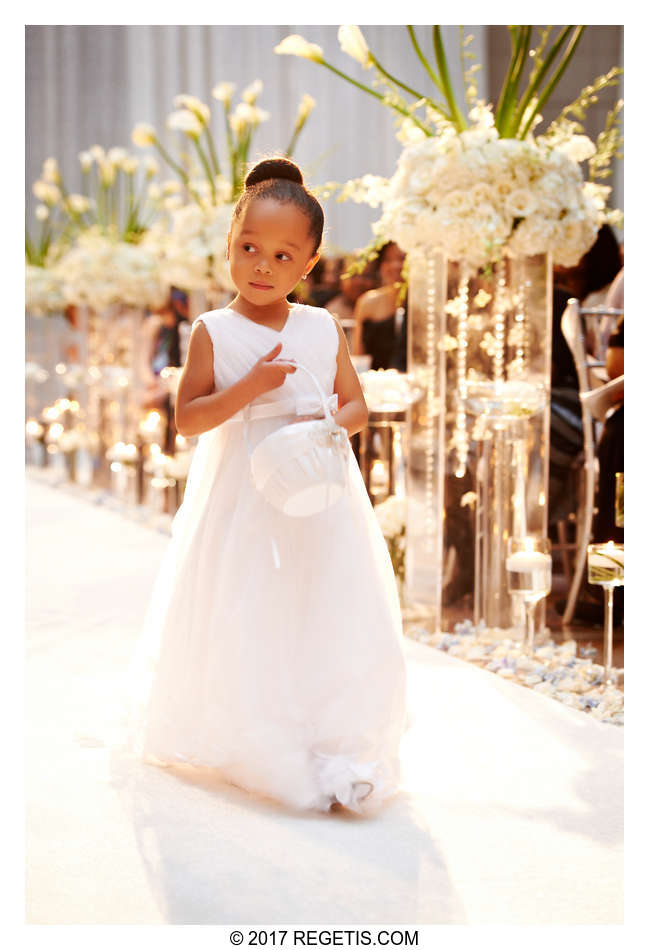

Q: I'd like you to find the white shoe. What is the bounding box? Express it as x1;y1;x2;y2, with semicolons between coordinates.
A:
333;780;374;813
351;780;373;802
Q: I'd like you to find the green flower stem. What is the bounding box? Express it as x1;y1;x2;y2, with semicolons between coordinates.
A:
494;26;522;131
203;122;222;178
284;122;300;159
191;137;217;203
503;25;533;136
495;26;532;136
98;182;108;229
370;52;431;104
320;58;432;135
113;172;121;232
406;26;444;96
432;26;467;130
153;138;191;185
371;52;451;122
520;26;585;139
222;104;238;195
511;25;574;137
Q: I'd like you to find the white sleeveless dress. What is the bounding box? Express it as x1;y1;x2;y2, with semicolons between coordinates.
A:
127;303;410;814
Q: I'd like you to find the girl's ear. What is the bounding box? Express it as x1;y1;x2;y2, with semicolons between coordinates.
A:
226;232;231;260
305;252;320;276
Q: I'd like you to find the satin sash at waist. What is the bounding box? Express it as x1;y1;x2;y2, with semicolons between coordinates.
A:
227;392;338;423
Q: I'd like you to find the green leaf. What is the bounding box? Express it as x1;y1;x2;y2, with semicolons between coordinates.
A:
496;26;533;137
407;25;444;96
512;26;574;137
520;26;585;138
432;26;467;130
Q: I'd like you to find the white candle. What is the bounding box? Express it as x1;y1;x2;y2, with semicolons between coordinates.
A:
506;550;552;571
588;545;624;569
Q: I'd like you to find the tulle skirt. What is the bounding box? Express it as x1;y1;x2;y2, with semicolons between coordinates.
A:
125;414;411;814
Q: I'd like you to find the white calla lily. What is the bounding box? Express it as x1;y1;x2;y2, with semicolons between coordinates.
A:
131;123;157;147
173;94;210;124
166;109;203;137
242;80;263;104
297;93;316;123
78;151;93;172
212;82;235;103
42;157;61;184
33;180;61;205
274;34;324;63
338;25;371;68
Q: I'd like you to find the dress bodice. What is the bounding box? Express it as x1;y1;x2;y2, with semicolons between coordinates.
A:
194;303;339;419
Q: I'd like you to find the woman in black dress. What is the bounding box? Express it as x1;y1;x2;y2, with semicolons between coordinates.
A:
352;242;406;370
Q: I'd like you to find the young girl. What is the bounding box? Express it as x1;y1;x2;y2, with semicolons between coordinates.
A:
128;157;410;815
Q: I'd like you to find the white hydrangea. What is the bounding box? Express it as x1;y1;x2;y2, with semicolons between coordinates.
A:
26;264;66;315
374;121;607;267
142;202;236;294
52;229;168;311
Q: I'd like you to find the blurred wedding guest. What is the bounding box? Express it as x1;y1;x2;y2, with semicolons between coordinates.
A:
327;254;377;348
548;229;622;527
139;288;189;451
555;224;622;359
352;242;406;370
571;311;624;626
300;255;342;307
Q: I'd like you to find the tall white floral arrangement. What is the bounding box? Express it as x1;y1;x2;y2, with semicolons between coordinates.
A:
129;83;317;293
277;25;623;271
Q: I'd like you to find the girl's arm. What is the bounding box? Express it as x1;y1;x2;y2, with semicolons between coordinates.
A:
331;316;369;437
175;323;296;438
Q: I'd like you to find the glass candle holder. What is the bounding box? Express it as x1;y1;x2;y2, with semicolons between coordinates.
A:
615;473;624;528
506;537;552;655
588;541;624;685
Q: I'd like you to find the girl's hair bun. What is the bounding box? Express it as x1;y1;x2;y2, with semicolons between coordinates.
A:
245;157;303;189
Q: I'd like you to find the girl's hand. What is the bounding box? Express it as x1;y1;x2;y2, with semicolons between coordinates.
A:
249;342;297;396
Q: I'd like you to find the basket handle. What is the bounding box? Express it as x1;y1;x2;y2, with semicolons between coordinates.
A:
243;359;337;459
285;359;335;423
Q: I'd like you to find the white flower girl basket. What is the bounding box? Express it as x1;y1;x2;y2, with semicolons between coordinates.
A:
244;361;350;517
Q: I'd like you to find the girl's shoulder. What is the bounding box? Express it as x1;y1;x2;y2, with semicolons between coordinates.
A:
189;308;234;336
293;301;340;328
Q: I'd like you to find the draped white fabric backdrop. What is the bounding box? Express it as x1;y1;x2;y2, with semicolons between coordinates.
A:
25;24;622;254
25;25;488;253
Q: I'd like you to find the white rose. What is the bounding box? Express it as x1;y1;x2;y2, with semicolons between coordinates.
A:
505;188;538;218
441;190;471;213
469;182;497;207
408;162;437;195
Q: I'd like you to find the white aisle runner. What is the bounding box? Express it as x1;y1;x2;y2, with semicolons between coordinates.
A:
25;475;623;925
